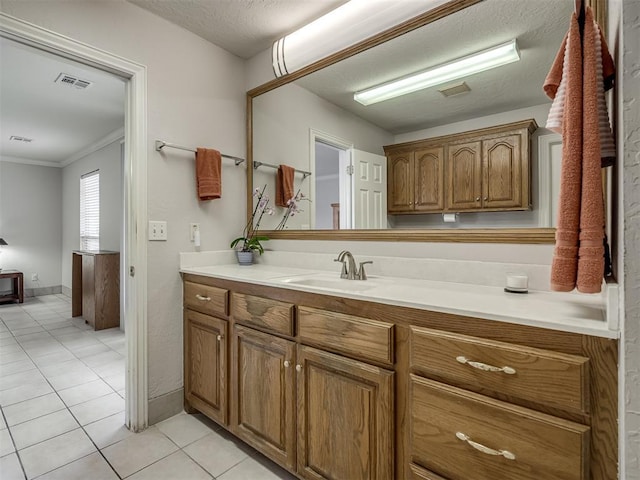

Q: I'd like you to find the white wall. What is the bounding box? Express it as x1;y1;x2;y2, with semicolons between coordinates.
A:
0;0;247;410
61;139;123;290
252;82;394;229
621;0;640;477
0;160;62;292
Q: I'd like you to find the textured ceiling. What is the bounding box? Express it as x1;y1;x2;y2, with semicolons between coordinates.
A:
127;0;346;58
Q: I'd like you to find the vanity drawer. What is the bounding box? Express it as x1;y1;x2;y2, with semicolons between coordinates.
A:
298;306;394;365
183;281;228;317
410;376;590;480
410;326;589;413
231;293;294;336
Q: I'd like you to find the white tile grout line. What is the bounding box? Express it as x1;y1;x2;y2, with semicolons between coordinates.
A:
0;295;125;479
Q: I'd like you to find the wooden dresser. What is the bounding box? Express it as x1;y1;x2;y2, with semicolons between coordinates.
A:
72;250;120;330
182;273;617;480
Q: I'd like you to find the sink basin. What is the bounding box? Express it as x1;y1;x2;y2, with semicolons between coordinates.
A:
280;274;377;292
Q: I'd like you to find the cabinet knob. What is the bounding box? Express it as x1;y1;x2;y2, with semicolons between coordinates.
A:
195;294;211;301
484;196;488;201
216;335;222;341
409;201;413;205
284;360;291;368
295;364;302;372
475;197;480;202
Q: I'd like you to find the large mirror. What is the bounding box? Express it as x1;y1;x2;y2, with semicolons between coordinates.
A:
248;0;605;243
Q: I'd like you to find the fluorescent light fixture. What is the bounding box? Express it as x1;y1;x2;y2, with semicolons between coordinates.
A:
353;40;520;106
272;0;451;78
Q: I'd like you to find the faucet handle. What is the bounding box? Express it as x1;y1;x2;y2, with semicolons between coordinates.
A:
334;257;348;279
357;261;373;280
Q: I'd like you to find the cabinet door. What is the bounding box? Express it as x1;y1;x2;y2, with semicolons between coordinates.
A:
184;309;227;425
446;141;482;211
482;134;525;209
387;152;414;213
414;146;444;212
231;325;296;470
296;345;394;480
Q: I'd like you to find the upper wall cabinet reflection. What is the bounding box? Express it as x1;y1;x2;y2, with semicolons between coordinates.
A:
251;0;572;231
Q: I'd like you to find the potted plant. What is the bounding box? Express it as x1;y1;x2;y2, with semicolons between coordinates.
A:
230;185;273;265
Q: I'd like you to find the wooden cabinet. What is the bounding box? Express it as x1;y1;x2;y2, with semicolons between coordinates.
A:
296;345;394;480
181;273;617;480
184;309;228;424
388;147;444;213
384;119;537;214
230;324;297;470
72;250;120;330
408;328;595;480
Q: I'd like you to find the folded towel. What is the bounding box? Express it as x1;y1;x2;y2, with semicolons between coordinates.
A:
545;6;614;294
276;164;295;207
195;148;221;200
548;12;583;292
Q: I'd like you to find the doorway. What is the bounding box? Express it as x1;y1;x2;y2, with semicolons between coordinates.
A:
0;13;148;431
310;130;353;230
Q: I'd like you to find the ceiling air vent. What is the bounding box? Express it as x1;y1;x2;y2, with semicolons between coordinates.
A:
9;135;33;143
55;73;93;89
438;81;471;97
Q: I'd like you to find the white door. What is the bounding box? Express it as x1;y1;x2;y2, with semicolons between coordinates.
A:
353;150;387;229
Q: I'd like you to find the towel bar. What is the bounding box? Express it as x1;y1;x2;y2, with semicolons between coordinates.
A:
155;140;245;166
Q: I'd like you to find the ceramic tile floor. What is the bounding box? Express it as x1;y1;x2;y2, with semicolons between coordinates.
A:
0;295;297;479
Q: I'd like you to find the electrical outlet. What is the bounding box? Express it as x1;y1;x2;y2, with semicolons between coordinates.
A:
149;221;168;241
32;273;38;282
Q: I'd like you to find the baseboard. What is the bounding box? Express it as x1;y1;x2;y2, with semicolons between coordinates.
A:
61;285;72;298
25;285;62;297
148;388;184;425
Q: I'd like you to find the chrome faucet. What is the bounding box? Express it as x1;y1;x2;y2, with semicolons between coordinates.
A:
334;251;373;280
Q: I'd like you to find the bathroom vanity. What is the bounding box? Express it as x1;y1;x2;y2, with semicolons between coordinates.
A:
181;264;617;480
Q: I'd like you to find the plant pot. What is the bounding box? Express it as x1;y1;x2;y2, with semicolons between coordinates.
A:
236;251;254;266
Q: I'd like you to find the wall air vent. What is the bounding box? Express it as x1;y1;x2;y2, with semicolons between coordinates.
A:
55;73;92;89
438;81;471;97
9;135;33;143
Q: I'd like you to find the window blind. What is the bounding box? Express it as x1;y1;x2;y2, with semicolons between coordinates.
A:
80;170;100;251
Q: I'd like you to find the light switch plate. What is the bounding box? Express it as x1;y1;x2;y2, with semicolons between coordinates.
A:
149;221;167;241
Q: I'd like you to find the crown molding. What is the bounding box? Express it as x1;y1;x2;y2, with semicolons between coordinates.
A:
62;126;125;167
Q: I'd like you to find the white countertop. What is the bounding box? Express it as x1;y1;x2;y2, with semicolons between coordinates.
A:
180;263;617;339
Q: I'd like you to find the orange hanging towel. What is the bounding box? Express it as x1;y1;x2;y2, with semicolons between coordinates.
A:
195;148;222;200
276;164;295;207
544;6;615;294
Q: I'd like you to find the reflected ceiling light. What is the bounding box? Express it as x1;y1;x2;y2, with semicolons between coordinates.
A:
272;0;451;78
353;40;520;106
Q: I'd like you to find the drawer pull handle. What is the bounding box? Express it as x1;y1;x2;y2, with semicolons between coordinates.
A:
195;294;211;301
456;432;516;460
456;356;516;375
284;360;291;368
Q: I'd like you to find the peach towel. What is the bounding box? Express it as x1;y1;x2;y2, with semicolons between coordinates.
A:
276;164;295;207
544;7;615;294
545;11;615;166
195;148;221;200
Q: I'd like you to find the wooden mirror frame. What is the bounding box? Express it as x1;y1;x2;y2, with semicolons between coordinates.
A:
246;0;606;244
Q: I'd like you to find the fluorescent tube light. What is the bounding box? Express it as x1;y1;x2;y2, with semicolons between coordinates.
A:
272;0;451;78
353;40;520;106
